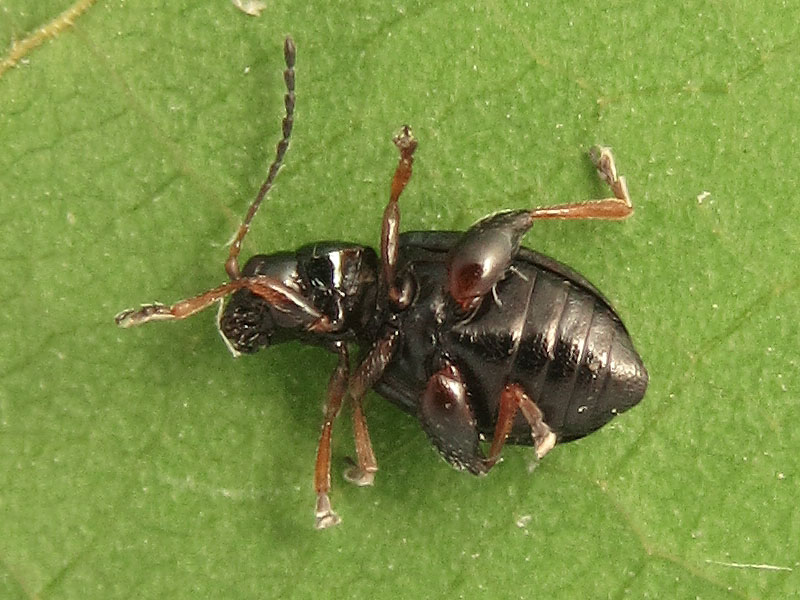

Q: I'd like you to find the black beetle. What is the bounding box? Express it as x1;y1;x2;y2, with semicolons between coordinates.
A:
116;36;648;529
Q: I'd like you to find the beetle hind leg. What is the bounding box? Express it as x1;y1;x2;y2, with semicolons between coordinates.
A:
418;366;558;474
527;145;632;220
446;146;633;310
418;363;491;475
486;383;557;467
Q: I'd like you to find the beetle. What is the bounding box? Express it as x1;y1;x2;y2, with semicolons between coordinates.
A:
116;36;648;529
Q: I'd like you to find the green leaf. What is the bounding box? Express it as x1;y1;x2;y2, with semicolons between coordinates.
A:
2;1;798;598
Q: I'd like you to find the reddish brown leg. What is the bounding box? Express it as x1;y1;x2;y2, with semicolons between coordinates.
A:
314;343;349;529
114;275;332;332
485;388;519;468
447;146;633;309
225;36;296;280
528;146;631;221
485;383;557;467
381;126;418;305
344;395;378;487
342;330;400;486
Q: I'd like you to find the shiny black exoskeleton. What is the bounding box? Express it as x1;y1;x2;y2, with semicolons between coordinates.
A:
373;231;647;453
115;36;647;529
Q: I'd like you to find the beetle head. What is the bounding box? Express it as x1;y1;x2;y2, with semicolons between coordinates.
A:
218;244;378;354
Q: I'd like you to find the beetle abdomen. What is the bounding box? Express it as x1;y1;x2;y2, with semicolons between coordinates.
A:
376;231;647;445
508;264;647;442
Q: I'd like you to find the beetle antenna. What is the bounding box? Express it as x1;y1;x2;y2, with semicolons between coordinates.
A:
225;35;296;280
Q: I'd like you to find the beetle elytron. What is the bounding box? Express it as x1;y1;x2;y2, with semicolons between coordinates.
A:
116;36;648;529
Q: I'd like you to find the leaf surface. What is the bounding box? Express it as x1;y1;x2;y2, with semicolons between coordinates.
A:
1;2;798;598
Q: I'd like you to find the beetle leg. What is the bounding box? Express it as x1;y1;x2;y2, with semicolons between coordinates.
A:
344;395;378;487
314;342;349;529
115;275;334;332
342;330;400;486
527;145;631;220
418;362;490;475
485;383;556;466
447;146;632;310
225;37;296;280
381;126;418;306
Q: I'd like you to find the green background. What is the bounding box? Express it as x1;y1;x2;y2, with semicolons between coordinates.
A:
2;1;798;598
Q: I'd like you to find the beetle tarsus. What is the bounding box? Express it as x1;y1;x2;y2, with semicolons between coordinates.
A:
314;493;341;529
534;429;557;459
114;304;171;327
589;145;630;206
392;125;417;158
343;458;377;486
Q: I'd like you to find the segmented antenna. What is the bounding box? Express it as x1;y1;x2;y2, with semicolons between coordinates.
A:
225;35;296;280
